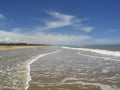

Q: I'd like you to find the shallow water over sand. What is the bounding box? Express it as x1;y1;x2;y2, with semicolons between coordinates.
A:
0;47;59;90
28;48;120;90
0;46;120;90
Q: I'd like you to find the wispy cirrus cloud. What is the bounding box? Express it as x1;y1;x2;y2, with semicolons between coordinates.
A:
35;11;94;32
81;27;94;32
0;14;6;19
46;11;74;28
0;14;7;26
35;11;74;31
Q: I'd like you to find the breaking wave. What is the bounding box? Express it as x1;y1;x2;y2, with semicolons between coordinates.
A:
62;46;120;57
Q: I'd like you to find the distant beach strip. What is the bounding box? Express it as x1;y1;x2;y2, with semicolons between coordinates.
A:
0;46;46;51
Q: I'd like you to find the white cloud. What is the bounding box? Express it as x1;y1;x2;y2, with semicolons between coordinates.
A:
86;38;120;45
0;39;3;42
35;11;74;31
108;29;118;33
0;30;91;45
0;11;95;45
35;11;93;32
95;39;120;44
0;29;119;45
81;27;94;32
12;28;23;33
4;37;11;43
0;14;6;19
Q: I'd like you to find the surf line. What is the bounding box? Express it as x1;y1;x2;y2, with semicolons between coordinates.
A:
78;52;120;62
62;46;120;57
26;50;61;90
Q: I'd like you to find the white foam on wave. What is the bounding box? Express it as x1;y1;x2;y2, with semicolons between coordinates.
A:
61;77;78;83
60;77;120;90
33;76;120;90
101;69;110;73
62;46;120;57
25;50;61;90
78;52;120;61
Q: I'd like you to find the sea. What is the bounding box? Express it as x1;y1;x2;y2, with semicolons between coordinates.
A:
0;45;120;90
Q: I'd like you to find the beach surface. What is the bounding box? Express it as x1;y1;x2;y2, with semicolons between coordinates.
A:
28;47;120;90
0;46;45;51
0;46;120;90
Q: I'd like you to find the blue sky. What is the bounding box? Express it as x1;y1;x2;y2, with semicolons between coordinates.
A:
0;0;120;45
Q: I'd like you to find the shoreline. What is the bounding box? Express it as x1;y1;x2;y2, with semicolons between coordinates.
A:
0;46;46;51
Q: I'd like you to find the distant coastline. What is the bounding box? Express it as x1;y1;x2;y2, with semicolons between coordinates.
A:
0;43;48;51
0;43;48;46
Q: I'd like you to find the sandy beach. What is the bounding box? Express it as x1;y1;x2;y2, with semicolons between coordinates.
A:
0;46;46;51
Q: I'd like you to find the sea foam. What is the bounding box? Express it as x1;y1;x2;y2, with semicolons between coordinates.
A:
26;50;60;90
62;47;120;57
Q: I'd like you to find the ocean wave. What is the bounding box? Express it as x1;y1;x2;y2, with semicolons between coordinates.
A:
78;52;120;61
62;47;120;57
60;80;120;90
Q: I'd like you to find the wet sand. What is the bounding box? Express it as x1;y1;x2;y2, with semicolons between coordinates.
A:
0;46;46;51
28;48;120;90
0;46;119;90
0;46;58;90
28;84;101;90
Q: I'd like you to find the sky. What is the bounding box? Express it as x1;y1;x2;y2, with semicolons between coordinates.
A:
0;0;120;46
